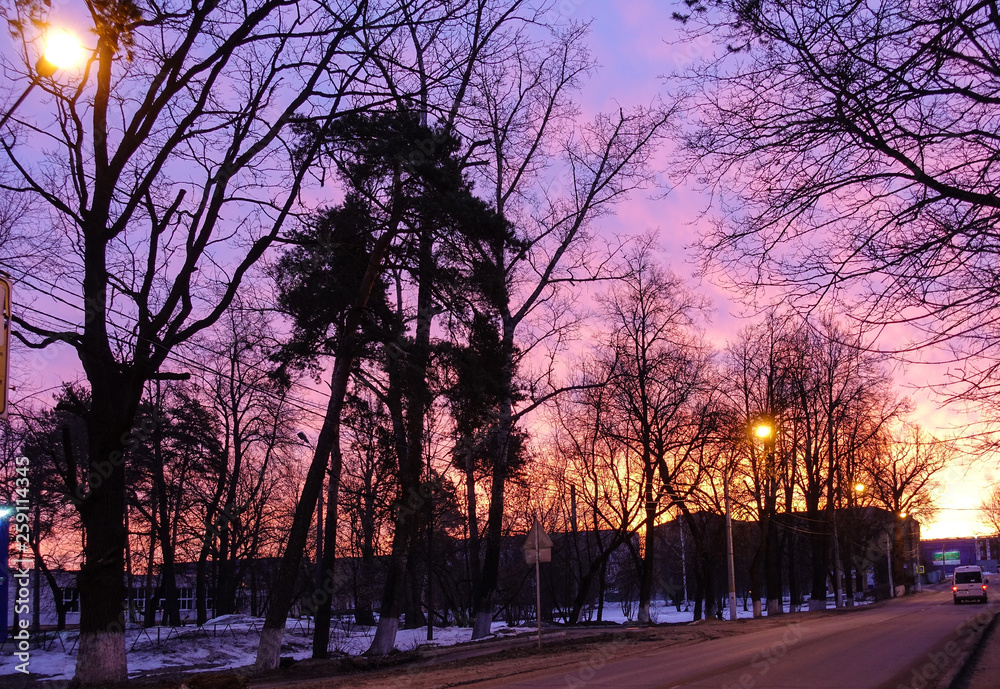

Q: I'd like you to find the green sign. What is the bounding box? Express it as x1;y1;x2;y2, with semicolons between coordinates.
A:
932;551;961;565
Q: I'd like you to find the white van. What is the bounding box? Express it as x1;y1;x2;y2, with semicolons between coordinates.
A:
952;565;987;604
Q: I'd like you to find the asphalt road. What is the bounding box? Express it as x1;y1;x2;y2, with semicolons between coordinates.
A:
467;589;998;689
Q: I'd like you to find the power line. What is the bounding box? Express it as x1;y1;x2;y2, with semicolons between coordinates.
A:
12;299;331;422
0;263;336;409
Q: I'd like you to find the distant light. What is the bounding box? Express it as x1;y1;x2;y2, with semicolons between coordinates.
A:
754;424;772;439
42;28;84;71
900;511;908;518
0;505;12;518
854;483;866;493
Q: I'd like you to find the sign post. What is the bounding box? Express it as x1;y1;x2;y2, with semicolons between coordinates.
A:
0;274;10;420
523;517;552;649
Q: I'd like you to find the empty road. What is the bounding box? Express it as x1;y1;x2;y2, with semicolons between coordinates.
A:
464;589;997;689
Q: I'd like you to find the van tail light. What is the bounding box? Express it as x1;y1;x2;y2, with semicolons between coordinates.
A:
953;586;958;592
983;585;988;591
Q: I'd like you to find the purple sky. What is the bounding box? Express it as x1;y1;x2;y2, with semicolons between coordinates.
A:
4;2;986;538
577;3;985;538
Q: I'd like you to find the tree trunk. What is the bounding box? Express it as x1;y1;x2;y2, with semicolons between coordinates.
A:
196;543;210;626
471;323;516;641
471;450;507;639
255;227;395;672
750;529;764;618
75;396;137;684
808;518;829;612
311;444;344;658
143;536;157;629
152;398;181;627
787;519;800;612
765;518;782;615
702;555;718;620
637;471;655;625
253;361;342;671
368;228;435;653
464;442;482;627
404;532;427;629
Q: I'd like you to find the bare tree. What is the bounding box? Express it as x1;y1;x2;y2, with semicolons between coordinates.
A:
462;37;673;641
0;0;383;680
720;314;798;616
678;0;1000;367
598;241;715;623
548;359;646;624
863;422;951;585
982;483;1000;538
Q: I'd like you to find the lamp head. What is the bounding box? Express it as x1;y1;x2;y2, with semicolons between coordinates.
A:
754;424;772;439
36;28;84;77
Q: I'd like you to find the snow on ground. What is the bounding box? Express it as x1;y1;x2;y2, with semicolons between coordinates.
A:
0;615;519;681
0;599;862;681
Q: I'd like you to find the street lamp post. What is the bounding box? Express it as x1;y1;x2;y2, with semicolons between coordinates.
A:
752;421;773;619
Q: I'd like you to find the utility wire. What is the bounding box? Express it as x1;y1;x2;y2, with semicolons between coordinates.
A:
0;263;335;408
13;301;331;422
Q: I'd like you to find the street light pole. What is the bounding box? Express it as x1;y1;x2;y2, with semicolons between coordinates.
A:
752;421;774;618
886;531;894;597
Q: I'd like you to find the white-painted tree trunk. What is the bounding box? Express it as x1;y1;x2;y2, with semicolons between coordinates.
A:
75;631;127;685
254;626;285;673
367;616;399;655
472;611;492;640
638;602;650;624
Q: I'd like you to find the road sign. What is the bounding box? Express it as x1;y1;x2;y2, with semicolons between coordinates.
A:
523;519;552;563
918;565;926;574
0;275;9;420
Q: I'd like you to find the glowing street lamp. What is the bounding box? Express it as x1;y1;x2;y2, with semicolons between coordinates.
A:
854;483;866;494
0;27;85;132
754;424;773;440
37;28;85;77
